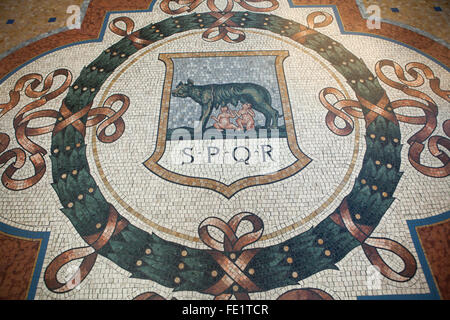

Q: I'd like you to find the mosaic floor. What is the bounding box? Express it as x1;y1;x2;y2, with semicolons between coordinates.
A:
0;0;449;301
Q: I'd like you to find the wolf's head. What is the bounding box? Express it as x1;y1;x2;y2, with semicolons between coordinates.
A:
171;79;194;97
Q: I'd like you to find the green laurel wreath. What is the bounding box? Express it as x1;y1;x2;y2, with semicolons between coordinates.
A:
49;12;403;294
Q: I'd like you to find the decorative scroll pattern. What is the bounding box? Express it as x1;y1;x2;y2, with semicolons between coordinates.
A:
0;11;434;300
331;198;417;282
198;212;336;300
160;0;204;14
45;205;129;293
160;0;279;15
0;69;72;190
290;11;333;44
199;213;263;300
0;70;130;190
109;17;154;50
375;60;450;178
160;0;279;42
319;60;450;178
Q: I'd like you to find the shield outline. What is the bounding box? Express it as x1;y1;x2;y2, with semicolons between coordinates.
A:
144;50;312;198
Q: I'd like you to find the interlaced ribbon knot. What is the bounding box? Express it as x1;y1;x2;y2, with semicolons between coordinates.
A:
319;60;449;178
160;0;279;43
330;198;417;282
0;68;130;191
161;0;279;15
290;11;333;44
198;212;263;299
44;205;129;293
160;0;204;14
109;17;154;49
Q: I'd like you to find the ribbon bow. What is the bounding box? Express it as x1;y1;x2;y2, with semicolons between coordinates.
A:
331;198;417;282
45;205;129;293
290;11;333;44
109;17;154;49
160;0;279;43
198;212;263;299
319;60;449;178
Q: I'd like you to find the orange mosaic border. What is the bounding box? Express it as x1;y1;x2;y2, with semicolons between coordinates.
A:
0;231;42;299
416;218;450;299
0;0;152;81
0;0;448;85
294;0;448;66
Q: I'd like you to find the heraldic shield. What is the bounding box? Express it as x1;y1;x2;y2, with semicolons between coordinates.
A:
144;51;311;198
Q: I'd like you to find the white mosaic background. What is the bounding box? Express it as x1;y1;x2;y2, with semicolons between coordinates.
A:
0;1;448;300
93;30;357;239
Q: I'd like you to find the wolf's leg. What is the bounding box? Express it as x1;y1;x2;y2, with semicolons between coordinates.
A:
253;104;270;128
270;107;279;128
200;103;213;132
260;103;278;128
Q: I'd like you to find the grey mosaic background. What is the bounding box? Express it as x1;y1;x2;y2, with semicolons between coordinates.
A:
167;55;286;131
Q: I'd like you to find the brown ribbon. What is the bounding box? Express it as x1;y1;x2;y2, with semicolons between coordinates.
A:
133;292;167;300
198;212;263;299
319;87;362;136
0;69;130;190
160;0;204;14
203;0;248;43
160;0;279;43
375;60;449;102
85;94;130;143
0;69;72;117
319;60;449;177
358;93;398;127
45;205;129;293
234;0;279;12
160;0;278;15
203;11;246;43
318;88;397;134
375;60;450;178
290;11;333;44
0;69;72;190
277;288;334;300
54;94;130;143
109;17;154;49
330;198;417;282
